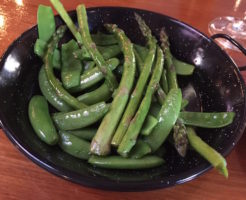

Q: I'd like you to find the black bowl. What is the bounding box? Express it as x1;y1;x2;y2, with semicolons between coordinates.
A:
0;7;246;191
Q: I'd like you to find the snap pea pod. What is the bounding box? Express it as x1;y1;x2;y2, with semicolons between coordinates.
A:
90;24;136;156
84;61;95;73
77;82;112;105
91;32;118;46
61;39;83;89
97;45;122;60
112;17;157;147
173;120;188;157
61;128;96;141
173;57;195;75
28;95;58;145
144;88;182;152
37;5;55;42
156;86;166;105
133;44;148;61
34;39;46;58
118;46;163;156
187;127;228;178
160;28;178;90
129;140;152;159
77;5;118;91
59;131;90;160
133;48;144;73
179;111;235;128
73;46;91;61
140;115;158;136
39;66;72;112
161;69;169;94
44;26;87;110
50;0;84;45
88;155;164;169
53;49;61;70
53;102;110;131
68;58;120;93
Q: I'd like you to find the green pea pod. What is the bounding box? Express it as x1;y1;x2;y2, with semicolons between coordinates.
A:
28;95;58;145
141;115;158;136
129;140;151;159
179;111;235;128
59;130;90;160
91;32;118;46
187;127;228;178
34;38;46;57
97;45;121;60
61;39;83;89
84;61;95;73
37;5;55;42
144;88;182;152
173;57;195;75
53;48;61;70
39;66;72;112
52;102;110;130
161;69;168;94
133;44;148;61
77;82;112;105
69;58;120;93
73;46;93;61
61;128;97;141
88;155;164;169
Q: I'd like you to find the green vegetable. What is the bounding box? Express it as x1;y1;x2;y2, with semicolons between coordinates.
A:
52;102;110;130
91;32;118;46
88;155;164;169
34;39;46;57
173;120;188;157
141;115;158;136
181;99;189;110
28;95;58;145
187;127;228;178
37;5;55;42
69;58;120;93
73;46;91;61
61;128;96;141
112;15;157;147
129;140;152;159
61;39;83;89
133;44;148;61
97;45;121;60
144;88;182;152
83;61;95;73
77;82;112;105
173;57;195;75
90;23;136;156
118;46;163;156
179;112;235;128
77;4;118;92
59;131;90;160
39;66;72;112
53;49;61;69
161;69;168;94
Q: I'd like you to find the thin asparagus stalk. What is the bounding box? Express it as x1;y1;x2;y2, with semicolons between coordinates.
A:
173;120;188;157
111;14;157;147
118;46;164;157
90;24;136;156
76;5;118;91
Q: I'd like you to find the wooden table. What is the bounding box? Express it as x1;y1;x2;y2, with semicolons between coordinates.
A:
0;0;246;199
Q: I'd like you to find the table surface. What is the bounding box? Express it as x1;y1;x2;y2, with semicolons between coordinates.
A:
0;0;246;199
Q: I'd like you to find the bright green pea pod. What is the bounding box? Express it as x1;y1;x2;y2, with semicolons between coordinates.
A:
97;45;121;60
53;48;61;70
73;46;91;61
37;5;55;42
91;32;118;46
62;128;97;141
84;61;95;73
77;82;112;105
34;39;46;57
173;57;195;75
129;140;151;159
61;39;83;89
179;111;235;128
59;130;90;160
144;88;182;152
39;66;72;112
141;115;158;136
28;95;58;145
187;127;228;178
52;102;110;130
88;155;164;169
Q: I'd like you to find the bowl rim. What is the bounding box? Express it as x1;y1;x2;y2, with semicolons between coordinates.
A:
0;6;246;191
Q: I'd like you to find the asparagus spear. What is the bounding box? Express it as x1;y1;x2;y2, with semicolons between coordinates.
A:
173;120;188;157
76;5;118;92
118;46;164;157
90;24;136;156
187;127;228;178
111;14;157;147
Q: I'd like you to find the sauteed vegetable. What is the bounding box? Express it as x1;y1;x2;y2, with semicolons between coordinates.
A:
28;0;235;178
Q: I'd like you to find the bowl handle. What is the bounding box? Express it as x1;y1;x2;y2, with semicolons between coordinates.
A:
211;33;246;71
